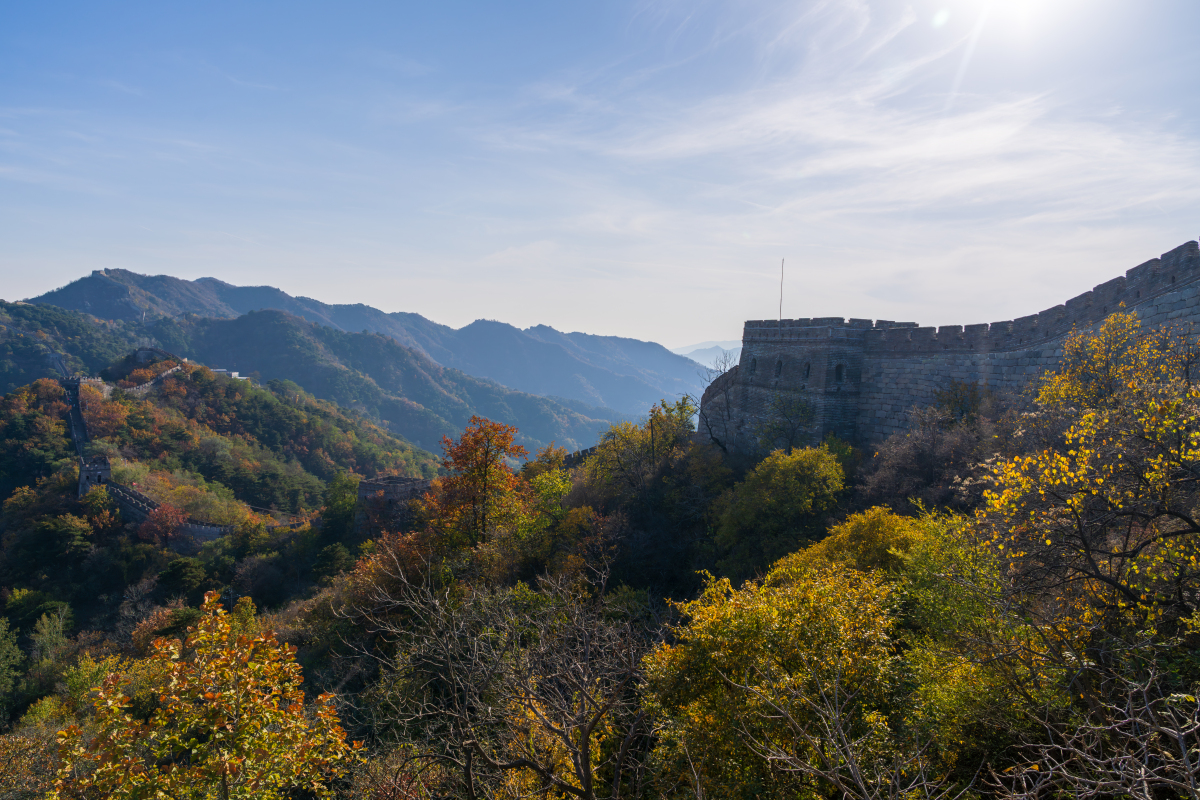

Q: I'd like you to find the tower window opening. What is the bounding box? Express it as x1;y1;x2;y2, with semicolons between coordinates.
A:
750;358;757;374
774;359;783;377
835;364;845;383
803;362;811;379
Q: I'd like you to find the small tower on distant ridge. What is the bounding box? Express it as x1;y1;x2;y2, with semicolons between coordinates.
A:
79;455;112;498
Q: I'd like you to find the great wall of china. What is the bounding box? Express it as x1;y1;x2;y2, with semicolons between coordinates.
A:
48;346;444;549
59;350;304;552
37;236;1197;539
700;240;1200;450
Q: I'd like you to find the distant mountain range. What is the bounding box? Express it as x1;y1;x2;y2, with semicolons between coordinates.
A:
32;270;705;417
0;300;621;453
149;310;625;452
671;340;742;370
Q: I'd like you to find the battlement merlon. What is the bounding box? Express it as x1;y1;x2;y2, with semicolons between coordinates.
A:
740;240;1199;353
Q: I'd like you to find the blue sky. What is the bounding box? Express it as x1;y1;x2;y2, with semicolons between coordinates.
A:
2;0;1199;346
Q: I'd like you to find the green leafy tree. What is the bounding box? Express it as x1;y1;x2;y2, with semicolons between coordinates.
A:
583;397;697;503
320;471;360;544
54;591;359;799
313;543;354;583
645;560;899;800
34;514;93;560
0;379;74;495
158;556;208;601
711;445;844;582
0;617;23;718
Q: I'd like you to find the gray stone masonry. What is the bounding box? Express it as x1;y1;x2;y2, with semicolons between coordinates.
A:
700;240;1200;448
356;475;433;530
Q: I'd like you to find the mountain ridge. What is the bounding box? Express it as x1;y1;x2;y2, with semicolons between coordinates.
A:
0;300;621;453
31;269;705;415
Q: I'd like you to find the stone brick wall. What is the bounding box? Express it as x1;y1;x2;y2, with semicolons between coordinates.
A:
356;475;433;531
701;240;1200;448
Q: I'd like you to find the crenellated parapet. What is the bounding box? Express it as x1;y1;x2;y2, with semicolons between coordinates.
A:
700;240;1200;449
737;241;1200;355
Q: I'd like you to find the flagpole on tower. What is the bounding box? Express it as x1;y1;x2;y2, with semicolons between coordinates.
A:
778;258;784;329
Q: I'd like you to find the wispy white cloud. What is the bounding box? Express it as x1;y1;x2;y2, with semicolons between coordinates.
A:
2;0;1197;344
475;239;561;269
434;0;1200;333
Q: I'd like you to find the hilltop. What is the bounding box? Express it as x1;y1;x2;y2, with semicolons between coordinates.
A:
0;361;439;509
30;269;705;416
0;301;620;453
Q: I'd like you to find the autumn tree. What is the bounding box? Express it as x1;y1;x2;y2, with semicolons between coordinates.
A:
0;732;57;799
980;311;1200;619
78;381;127;438
136;501;188;545
968;311;1200;797
423;415;528;549
54;591;359;800
644;559;908;800
647;506;1020;799
79;484;119;535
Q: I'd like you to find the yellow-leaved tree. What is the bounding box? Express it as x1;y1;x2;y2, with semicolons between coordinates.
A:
710;445;844;582
975;310;1200;797
981;310;1200;619
644;557;899;800
53;591;359;800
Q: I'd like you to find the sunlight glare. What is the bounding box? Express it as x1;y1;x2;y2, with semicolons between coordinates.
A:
949;0;1090;40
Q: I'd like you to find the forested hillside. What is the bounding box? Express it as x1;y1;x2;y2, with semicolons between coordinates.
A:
149;310;622;452
0;303;143;393
3;311;1198;800
0;300;621;453
1;365;437;506
30;269;705;414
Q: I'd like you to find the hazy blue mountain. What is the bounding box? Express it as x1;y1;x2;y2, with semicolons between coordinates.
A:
671;339;742;355
32;270;705;415
151;310;624;453
0;299;620;453
675;344;742;369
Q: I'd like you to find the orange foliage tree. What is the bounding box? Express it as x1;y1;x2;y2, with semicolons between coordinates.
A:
136;502;188;544
423;416;528;548
78;382;127;438
53;591;359;799
0;733;57;798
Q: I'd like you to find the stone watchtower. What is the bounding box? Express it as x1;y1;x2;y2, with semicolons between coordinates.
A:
78;455;112;498
700;318;872;452
701;240;1200;451
355;475;433;531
